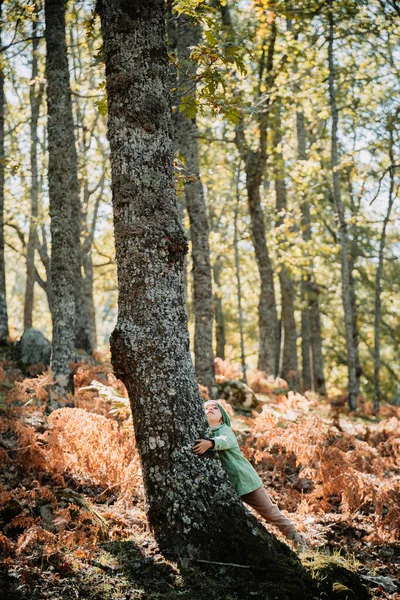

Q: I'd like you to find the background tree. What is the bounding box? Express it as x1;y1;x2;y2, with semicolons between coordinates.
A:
45;0;78;387
0;0;9;344
24;1;43;332
170;11;215;392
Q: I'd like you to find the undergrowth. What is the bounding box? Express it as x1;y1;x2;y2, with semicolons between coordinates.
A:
0;357;399;599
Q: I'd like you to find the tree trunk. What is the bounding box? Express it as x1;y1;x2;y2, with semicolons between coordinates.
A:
24;8;43;332
347;170;362;389
235;22;278;376
0;0;8;345
45;0;77;388
308;278;326;394
97;1;310;584
300;286;312;390
74;212;92;353
247;169;279;375
234;167;247;383
82;247;97;352
213;258;226;360
374;118;397;412
296;106;326;394
327;0;358;410
272;102;299;390
171;14;215;392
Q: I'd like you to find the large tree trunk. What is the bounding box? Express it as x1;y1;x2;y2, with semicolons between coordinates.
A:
327;0;358;410
97;1;310;584
272;102;299;390
171;14;215;392
24;8;43;332
0;0;8;345
45;0;77;388
296;109;326;395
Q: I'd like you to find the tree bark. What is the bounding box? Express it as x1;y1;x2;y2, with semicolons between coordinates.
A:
24;7;43;332
45;0;77;388
96;1;310;584
272;102;299;390
327;0;358;410
171;14;215;392
0;0;9;345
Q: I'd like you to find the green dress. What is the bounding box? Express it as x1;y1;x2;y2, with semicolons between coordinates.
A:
209;403;262;496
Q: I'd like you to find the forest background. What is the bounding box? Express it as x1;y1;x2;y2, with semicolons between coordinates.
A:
2;0;400;410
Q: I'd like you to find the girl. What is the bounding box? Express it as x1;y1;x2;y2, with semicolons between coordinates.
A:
193;400;308;552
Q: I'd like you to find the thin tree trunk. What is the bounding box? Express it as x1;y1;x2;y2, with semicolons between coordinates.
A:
36;135;53;314
234;167;247;383
300;288;312;390
0;0;8;344
327;0;358;410
235;22;278;376
74;211;93;353
296;106;326;394
67;27;93;356
308;278;326;394
172;14;215;392
213;258;225;360
347;170;362;388
80;175;103;353
272;102;299;390
246;168;278;375
82;248;97;352
24;7;43;331
374;118;397;412
45;0;77;388
97;2;310;582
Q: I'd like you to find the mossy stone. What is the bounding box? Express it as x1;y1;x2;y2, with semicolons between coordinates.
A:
304;554;370;599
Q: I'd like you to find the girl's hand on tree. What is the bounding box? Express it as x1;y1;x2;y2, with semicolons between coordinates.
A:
192;439;213;454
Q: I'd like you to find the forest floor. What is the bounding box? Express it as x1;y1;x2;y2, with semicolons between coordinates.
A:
0;353;399;600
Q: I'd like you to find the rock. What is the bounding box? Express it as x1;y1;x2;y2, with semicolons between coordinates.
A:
19;328;51;367
217;379;258;409
359;574;399;594
292;477;314;493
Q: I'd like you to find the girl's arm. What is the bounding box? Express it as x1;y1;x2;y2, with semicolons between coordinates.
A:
192;428;237;455
211;428;237;451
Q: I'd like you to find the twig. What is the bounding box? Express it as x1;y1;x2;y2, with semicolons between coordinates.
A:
369;164;400;205
94;475;136;499
190;558;251;569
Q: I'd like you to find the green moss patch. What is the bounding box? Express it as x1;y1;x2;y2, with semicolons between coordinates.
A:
304;554;370;599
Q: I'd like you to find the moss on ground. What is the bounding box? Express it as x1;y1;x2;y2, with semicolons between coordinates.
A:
303;553;370;599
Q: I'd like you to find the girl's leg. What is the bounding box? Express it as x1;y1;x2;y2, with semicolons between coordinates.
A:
241;486;298;539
